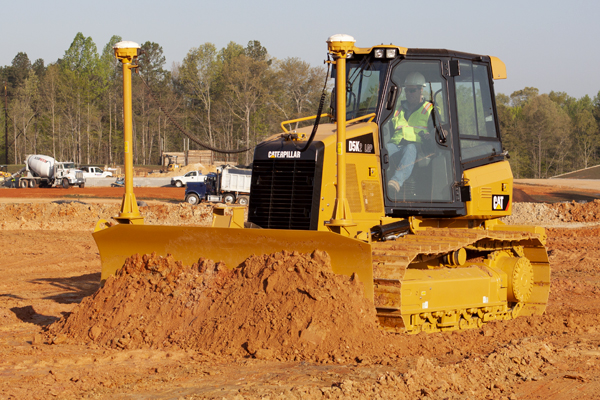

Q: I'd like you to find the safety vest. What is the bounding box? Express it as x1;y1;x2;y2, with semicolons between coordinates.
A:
391;101;433;144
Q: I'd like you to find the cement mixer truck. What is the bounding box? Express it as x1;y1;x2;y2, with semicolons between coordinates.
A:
18;155;86;188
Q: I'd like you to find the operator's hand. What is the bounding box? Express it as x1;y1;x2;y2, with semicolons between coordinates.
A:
419;131;431;140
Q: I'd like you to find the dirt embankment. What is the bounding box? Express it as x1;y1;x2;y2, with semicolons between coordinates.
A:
503;199;600;226
0;201;215;230
2;199;600;231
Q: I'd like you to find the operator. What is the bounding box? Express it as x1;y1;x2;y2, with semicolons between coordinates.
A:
387;72;433;195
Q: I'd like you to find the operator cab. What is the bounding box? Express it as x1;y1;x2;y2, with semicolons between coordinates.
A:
336;49;505;218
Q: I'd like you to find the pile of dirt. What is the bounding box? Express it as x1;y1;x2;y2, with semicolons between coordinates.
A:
48;250;388;363
552;199;600;222
0;202;215;230
503;200;600;226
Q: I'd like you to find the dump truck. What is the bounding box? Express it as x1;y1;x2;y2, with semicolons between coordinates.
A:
17;154;86;188
94;37;549;335
184;166;251;205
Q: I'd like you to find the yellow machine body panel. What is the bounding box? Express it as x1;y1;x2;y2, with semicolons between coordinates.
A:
463;160;513;219
401;267;506;315
261;120;386;238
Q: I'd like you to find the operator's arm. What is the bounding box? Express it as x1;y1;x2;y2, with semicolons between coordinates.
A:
391;108;416;145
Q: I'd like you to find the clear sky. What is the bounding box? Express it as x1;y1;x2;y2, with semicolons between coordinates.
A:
2;0;598;99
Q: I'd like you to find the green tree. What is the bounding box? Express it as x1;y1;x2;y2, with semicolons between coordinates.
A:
272;57;326;129
39;64;60;159
510;87;539;108
179;43;220;147
61;32;100;164
98;35;123;165
135;41;169;165
519;94;571;178
223;52;269;164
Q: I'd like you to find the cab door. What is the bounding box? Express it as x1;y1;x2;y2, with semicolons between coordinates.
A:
379;58;464;217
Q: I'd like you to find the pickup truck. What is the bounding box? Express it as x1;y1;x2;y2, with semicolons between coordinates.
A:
171;170;206;187
80;166;113;178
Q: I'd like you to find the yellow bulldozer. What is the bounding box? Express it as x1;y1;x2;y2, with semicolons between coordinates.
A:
164;154;181;172
0;165;11;178
94;36;549;334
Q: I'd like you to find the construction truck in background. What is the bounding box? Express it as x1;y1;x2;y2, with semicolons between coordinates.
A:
94;37;549;335
164;154;181;172
17;155;86;188
0;165;10;179
185;165;251;205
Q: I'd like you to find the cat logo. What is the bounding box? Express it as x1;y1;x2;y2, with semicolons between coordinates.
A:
492;195;510;211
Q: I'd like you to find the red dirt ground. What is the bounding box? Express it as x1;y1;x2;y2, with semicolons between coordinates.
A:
1;181;600;399
514;182;600;203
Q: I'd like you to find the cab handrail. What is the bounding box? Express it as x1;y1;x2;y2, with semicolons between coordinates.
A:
281;113;332;133
347;113;376;125
280;112;376;133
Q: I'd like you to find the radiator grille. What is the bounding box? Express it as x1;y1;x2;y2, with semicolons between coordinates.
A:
248;160;317;230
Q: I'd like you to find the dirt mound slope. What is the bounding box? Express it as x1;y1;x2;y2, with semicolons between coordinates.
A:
48;250;388;363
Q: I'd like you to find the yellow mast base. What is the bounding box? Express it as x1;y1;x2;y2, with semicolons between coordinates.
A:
327;198;356;227
115;193;144;225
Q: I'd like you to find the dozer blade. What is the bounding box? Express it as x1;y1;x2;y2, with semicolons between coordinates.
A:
93;224;374;300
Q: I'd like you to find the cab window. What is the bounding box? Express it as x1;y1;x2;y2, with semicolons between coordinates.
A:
455;61;502;162
345;57;389;120
381;60;454;203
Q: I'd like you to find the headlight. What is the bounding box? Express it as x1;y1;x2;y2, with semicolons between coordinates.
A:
374;49;384;58
386;48;397;58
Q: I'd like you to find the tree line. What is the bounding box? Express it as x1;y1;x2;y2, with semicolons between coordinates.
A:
497;87;600;178
1;33;599;178
0;33;325;167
